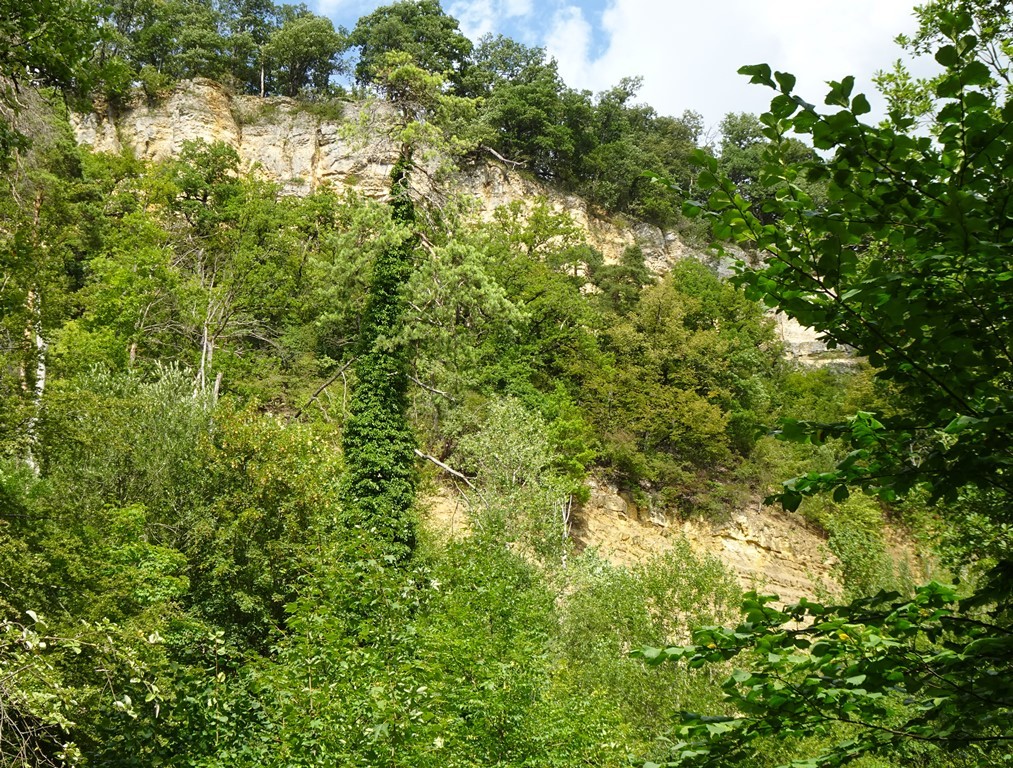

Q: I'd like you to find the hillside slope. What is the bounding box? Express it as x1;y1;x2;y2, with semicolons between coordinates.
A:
72;78;833;362
68;79;873;593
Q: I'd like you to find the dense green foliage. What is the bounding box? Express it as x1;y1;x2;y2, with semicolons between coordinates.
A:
0;0;102;166
643;1;1013;765
348;0;472;88
4;1;1006;767
0;98;842;768
340;152;419;557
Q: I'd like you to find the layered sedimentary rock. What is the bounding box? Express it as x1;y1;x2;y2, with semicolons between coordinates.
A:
71;79;831;361
577;479;843;605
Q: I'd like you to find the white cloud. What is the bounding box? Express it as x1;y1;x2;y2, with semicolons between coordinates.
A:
545;0;924;127
547;4;595;81
450;0;536;40
503;0;534;16
450;0;497;39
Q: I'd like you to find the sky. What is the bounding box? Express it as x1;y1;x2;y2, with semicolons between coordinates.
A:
311;0;929;129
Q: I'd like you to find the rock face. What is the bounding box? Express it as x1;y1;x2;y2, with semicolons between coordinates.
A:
459;164;672;269
424;480;845;605
772;313;860;368
72;79;670;266
575;479;842;605
71;79;833;360
72;80;401;198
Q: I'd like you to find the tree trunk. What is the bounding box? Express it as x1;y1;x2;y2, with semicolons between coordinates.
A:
198;319;208;393
23;287;46;474
23;194;46;475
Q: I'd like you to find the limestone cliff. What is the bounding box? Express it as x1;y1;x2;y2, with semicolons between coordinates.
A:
71;78;832;359
72;79;397;198
424;482;843;604
427;479;929;607
578;480;842;605
72;79;668;267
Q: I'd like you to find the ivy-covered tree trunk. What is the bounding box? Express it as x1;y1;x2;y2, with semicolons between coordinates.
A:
340;149;419;556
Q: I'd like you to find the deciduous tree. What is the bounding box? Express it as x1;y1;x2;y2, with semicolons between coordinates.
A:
645;2;1013;764
347;0;472;89
264;12;345;97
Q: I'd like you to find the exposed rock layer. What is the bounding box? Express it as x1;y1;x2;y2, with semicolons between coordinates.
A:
426;481;843;605
577;479;843;605
427;480;929;607
72;79;834;359
72;80;662;265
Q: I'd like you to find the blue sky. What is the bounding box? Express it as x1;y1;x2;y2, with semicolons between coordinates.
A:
311;0;930;129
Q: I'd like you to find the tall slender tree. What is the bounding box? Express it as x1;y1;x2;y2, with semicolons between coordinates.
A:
340;151;419;555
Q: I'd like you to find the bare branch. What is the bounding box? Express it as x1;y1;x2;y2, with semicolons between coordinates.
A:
291;358;356;421
480;144;525;169
413;448;476;490
409;375;454;401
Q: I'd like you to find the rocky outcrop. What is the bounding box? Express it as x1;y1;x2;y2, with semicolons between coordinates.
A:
773;313;859;368
72;79;667;265
424;479;844;605
72;80;401;198
574;479;842;605
71;78;832;362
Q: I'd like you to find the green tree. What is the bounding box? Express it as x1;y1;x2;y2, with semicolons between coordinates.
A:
348;0;472;88
715;111;817;217
133;0;228;81
219;0;279;93
0;0;101;166
82;140;306;394
459;33;547;98
478;56;582;179
453;396;572;561
575;81;702;223
590;244;654;314
264;12;345;97
339;53;486;558
308;191;404;364
715;112;767;201
636;109;705;195
396;205;527;413
0;126;108;470
581;259;778;505
645;2;1013;764
560;546;741;741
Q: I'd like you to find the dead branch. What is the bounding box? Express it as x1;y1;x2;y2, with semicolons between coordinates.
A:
413;448;477;491
409;375;454;401
291;358;356;421
480;144;525;169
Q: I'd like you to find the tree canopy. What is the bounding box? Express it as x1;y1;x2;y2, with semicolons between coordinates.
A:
347;0;473;88
0;0;102;166
643;2;1013;764
264;13;345;97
